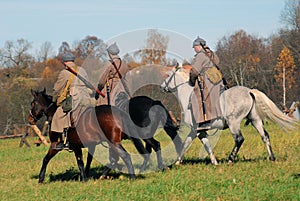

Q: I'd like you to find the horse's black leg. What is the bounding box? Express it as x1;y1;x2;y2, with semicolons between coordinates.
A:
38;148;59;183
251;120;276;161
197;131;218;165
130;137;150;173
163;116;183;157
85;145;95;177
143;138;164;170
228;131;245;163
73;147;87;182
111;143;136;179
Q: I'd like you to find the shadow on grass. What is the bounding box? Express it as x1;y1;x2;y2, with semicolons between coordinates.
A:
178;155;278;165
31;165;145;183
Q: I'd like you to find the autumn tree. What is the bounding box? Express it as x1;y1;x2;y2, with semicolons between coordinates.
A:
279;0;300;103
274;46;296;108
0;39;34;70
135;29;169;65
36;41;54;62
74;36;107;60
58;41;71;56
216;30;272;89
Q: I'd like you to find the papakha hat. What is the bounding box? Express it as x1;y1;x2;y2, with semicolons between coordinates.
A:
107;42;120;55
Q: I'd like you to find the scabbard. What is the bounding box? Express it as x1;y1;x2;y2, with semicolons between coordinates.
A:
197;75;207;121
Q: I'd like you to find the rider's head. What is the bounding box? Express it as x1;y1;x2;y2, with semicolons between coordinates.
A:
193;36;206;47
193;36;206;53
107;42;120;55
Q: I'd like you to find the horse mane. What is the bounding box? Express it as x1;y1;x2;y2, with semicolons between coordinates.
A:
177;68;189;81
36;89;53;103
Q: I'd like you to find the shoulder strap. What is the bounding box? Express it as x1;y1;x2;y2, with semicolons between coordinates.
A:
58;66;77;103
110;58;123;79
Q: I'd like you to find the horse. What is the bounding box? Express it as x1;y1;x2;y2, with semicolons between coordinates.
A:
161;67;299;164
115;93;183;170
28;89;150;183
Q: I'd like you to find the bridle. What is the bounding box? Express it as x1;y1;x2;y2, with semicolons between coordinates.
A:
162;67;187;93
29;94;54;123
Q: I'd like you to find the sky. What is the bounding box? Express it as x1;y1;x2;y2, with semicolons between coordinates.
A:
0;0;286;59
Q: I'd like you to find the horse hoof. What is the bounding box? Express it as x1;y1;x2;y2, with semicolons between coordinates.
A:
269;156;276;161
99;175;106;180
175;160;182;166
227;160;234;165
129;175;136;180
212;161;219;166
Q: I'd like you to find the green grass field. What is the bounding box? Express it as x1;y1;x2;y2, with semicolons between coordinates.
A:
0;122;299;201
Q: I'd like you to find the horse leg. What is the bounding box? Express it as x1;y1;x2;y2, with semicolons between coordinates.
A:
197;131;218;165
228;123;245;163
251;119;276;161
99;147;119;180
73;147;88;182
143;138;164;170
130;137;150;173
111;143;136;179
163;117;183;158
85;145;95;177
176;129;197;165
38;147;59;183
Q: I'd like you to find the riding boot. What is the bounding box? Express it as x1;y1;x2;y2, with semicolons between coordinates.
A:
62;128;70;150
53;133;64;150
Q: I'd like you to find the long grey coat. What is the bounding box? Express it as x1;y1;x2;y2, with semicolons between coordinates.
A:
51;67;94;132
189;49;223;123
97;55;129;106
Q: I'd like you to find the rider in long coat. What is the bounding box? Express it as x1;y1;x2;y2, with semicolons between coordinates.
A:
52;52;95;150
189;37;224;130
95;42;130;106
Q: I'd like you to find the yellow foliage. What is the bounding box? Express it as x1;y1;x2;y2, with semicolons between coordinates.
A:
274;47;296;89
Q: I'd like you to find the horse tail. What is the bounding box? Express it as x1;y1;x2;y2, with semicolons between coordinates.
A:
250;89;299;131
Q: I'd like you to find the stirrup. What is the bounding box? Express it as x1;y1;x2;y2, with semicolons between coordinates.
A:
52;142;64;150
196;124;211;131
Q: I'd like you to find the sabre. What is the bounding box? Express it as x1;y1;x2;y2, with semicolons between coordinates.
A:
65;64;105;98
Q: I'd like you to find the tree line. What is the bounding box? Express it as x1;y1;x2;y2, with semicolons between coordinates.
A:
0;0;299;135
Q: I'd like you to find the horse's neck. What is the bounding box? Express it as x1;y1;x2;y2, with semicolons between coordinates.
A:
176;74;193;110
42;98;57;121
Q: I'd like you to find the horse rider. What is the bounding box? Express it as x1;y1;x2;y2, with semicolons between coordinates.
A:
95;42;130;106
189;36;226;131
52;52;96;150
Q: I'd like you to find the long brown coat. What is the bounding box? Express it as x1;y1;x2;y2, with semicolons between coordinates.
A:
52;66;94;132
189;49;223;123
97;55;129;106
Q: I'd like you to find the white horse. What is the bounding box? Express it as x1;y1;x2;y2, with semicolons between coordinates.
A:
161;67;299;164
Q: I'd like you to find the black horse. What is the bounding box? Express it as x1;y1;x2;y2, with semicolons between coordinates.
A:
28;89;149;183
116;94;182;170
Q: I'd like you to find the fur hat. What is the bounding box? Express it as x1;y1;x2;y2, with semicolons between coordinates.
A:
107;42;120;55
192;36;206;47
62;52;75;63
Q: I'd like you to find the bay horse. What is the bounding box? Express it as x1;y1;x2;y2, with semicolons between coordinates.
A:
28;89;149;183
161;68;299;164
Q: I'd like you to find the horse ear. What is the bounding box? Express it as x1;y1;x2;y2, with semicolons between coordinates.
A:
42;88;46;94
31;89;36;96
